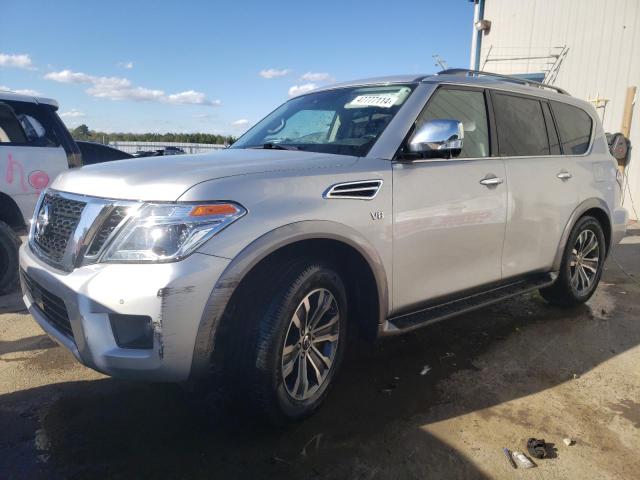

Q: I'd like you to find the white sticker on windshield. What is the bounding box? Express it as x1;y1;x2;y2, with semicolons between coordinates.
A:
347;93;398;109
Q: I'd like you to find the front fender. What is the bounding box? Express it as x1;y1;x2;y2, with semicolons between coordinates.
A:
190;220;389;379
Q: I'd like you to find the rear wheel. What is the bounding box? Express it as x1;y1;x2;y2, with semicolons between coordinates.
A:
540;215;605;306
247;259;347;424
0;221;20;295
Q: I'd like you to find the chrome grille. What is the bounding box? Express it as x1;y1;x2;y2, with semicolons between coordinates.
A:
86;206;129;256
30;190;138;271
34;193;86;262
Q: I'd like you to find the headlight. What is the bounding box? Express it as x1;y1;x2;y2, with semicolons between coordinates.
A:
101;202;246;263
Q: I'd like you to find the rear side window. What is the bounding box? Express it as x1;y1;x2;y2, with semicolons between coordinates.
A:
551;101;592;155
0;100;61;147
0;103;27;143
492;93;549;156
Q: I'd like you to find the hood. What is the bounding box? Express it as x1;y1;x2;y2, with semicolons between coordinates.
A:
52;148;357;201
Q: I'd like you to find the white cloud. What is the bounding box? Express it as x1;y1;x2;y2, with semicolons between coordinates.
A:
166;90;221;106
0;85;41;96
60;109;86;118
44;69;220;106
232;119;249;126
44;69;95;84
300;72;333;82
0;53;34;69
288;83;317;97
118;61;134;69
260;68;291;79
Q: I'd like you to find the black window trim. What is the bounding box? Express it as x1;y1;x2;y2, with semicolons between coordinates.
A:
541;100;563;155
394;83;496;162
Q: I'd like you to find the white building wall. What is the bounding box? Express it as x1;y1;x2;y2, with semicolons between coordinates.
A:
479;0;640;220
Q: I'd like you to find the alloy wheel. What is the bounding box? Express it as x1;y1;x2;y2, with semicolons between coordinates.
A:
570;229;600;294
281;288;340;401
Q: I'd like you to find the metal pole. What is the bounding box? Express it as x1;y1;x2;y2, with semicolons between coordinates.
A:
469;0;485;70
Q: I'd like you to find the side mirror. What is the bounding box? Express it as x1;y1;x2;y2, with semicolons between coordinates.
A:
407;119;464;158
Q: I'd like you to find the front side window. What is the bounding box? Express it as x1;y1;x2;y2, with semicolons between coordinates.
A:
231;84;416;157
493;93;550;156
414;88;490;158
551;101;593;155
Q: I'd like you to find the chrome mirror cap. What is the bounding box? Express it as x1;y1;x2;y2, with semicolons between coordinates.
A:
408;119;464;158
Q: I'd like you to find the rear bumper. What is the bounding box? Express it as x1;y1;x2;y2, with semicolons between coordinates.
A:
612;207;629;245
19;243;229;381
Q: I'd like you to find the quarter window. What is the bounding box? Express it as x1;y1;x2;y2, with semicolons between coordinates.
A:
551;101;592;155
416;88;490;158
493;93;549;156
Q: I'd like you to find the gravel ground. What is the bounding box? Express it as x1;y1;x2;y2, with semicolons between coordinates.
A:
1;226;639;479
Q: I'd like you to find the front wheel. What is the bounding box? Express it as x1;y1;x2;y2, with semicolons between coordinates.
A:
249;259;347;424
540;215;606;306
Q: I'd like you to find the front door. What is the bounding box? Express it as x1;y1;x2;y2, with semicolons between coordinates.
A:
392;87;507;312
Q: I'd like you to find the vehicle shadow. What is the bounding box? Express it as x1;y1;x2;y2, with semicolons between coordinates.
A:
2;229;639;479
0;290;27;314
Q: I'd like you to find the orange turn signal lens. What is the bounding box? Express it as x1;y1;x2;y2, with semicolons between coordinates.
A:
190;204;239;217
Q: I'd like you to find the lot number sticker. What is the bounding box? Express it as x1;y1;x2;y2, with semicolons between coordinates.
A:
348;94;398;108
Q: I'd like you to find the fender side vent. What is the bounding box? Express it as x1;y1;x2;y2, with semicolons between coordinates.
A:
324;180;383;200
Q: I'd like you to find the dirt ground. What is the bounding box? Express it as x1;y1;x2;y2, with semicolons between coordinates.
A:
1;226;639;480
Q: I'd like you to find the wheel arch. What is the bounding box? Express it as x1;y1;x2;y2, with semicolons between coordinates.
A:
190;220;389;379
552;198;612;270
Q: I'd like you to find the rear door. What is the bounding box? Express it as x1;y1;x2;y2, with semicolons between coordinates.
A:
0;100;69;222
492;91;579;277
392;86;508;312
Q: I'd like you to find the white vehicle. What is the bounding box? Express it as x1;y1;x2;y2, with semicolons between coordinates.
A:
0;90;81;292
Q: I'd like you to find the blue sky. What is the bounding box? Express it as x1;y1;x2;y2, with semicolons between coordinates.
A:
0;0;474;135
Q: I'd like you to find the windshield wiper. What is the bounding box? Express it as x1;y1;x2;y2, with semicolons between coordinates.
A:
259;142;299;151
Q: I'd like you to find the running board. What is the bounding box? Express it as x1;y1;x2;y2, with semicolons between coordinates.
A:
380;273;556;335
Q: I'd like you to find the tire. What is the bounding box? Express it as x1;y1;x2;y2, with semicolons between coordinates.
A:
246;258;348;424
540;215;606;306
0;221;21;295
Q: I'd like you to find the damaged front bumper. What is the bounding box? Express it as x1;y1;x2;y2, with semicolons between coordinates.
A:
19;243;229;381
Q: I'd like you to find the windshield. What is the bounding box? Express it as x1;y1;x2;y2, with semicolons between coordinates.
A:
231;84;416;157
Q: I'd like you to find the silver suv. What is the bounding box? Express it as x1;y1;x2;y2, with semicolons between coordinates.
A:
19;70;628;422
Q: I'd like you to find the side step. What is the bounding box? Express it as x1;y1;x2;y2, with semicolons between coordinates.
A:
381;273;556;335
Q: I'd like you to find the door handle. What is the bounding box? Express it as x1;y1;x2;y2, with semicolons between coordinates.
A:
557;171;572;180
479;176;504;186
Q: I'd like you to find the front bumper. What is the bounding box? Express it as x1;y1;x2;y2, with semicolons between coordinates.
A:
19;243;229;381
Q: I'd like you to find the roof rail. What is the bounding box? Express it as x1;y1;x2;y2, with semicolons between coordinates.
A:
435;68;569;95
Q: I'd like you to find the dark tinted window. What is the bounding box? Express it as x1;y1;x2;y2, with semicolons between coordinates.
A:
0;101;61;147
542;102;561;155
551;101;592;154
0;103;27;143
416;88;489;158
493;93;549;156
76;141;133;165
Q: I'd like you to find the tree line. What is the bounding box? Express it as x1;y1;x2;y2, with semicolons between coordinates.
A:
70;124;236;145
